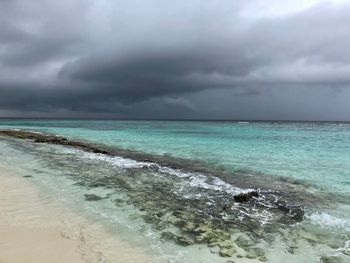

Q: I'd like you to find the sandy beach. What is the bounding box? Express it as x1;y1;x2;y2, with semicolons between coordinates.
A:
0;166;154;263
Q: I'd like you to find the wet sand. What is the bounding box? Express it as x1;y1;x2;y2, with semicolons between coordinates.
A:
0;166;154;263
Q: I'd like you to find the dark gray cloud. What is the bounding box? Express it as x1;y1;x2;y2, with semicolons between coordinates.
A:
1;0;350;120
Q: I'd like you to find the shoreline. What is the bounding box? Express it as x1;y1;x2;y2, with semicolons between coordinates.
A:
0;165;154;263
1;127;349;262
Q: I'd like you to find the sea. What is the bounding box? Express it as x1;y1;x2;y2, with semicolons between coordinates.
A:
0;119;349;263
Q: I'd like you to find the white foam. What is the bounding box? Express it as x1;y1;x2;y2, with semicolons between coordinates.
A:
163;167;249;196
30;130;45;135
81;152;154;169
307;212;350;231
158;167;190;178
60;146;251;196
60;147;154;169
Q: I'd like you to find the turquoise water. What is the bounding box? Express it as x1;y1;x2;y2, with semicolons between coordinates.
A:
1;119;350;262
1;119;349;192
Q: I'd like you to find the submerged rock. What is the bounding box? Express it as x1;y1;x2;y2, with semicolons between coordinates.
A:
0;130;109;155
277;204;305;223
320;255;345;263
258;256;268;262
84;194;104;201
73;181;86;186
234;191;259;203
246;247;265;259
235;235;254;249
219;247;236;257
160;231;194;246
114;198;126;206
23;175;33;178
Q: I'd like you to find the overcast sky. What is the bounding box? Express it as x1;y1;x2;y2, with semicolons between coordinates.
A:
1;0;350;120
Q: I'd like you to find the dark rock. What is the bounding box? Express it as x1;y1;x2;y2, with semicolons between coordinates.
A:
234;191;258;203
114;198;125;206
286;246;298;254
177;236;195;246
221;205;229;212
209;246;220;254
277;204;304;223
219;247;236;257
73;181;86;186
23;175;33;178
88;182;108;188
246;247;265;259
320;256;345;263
160;232;194;246
160;231;178;241
235;235;254;248
84;194;104;201
259;256;268;262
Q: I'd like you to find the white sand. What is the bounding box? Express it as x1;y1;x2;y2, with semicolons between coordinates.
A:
0;166;155;263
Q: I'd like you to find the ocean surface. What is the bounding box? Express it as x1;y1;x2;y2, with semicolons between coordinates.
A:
0;119;349;262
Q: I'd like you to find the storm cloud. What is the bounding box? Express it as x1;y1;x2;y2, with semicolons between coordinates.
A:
1;0;350;120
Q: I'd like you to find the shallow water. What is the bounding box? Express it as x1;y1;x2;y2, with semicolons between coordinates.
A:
0;166;156;263
0;120;349;262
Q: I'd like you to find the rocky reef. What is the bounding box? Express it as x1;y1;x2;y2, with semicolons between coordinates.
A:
0;130;110;154
234;191;259;203
0;129;327;260
84;194;104;201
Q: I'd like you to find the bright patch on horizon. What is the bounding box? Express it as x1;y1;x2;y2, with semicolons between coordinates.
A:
241;0;350;19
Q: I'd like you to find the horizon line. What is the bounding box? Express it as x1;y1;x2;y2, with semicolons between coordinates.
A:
0;117;349;123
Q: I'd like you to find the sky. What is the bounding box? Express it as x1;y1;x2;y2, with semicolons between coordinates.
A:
1;0;350;120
